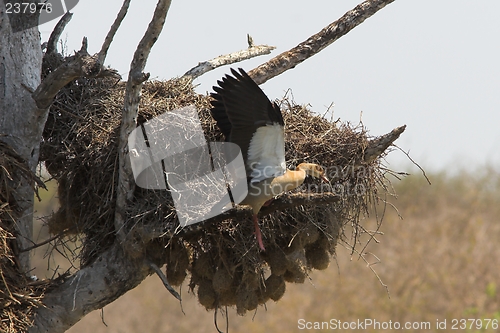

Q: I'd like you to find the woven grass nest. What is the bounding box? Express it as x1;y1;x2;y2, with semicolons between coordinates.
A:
36;70;398;315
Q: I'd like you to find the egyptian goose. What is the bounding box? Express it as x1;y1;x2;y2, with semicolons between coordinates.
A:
210;68;328;251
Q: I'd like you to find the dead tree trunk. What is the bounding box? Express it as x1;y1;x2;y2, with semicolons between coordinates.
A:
0;0;46;273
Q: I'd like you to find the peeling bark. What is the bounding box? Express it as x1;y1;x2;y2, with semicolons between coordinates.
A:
364;125;406;163
115;0;172;253
183;42;276;80
0;0;45;273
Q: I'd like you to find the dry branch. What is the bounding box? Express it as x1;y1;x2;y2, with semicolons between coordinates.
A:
364;125;406;163
114;0;172;249
183;41;276;80
97;0;131;65
248;0;396;84
46;11;72;55
28;244;153;333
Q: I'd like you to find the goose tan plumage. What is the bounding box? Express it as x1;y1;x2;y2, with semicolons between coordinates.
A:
210;68;328;251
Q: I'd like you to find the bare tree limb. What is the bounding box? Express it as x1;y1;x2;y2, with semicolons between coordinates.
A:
393;144;432;185
115;0;172;251
36;1;128;108
248;0;396;84
46;11;73;55
97;0;131;65
183;41;276;80
364;125;406;163
28;244;153;333
1;0;46;311
19;229;70;253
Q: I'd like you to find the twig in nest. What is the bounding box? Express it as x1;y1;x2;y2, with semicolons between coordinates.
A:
339;242;390;298
214;307;228;333
19;229;71;253
100;308;108;327
361;252;390;298
247;33;254;47
147;260;181;301
393;144;431;185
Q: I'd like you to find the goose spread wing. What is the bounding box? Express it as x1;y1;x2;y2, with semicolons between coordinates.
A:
210;68;285;181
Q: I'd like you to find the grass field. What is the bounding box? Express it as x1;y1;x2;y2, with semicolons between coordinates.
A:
32;166;500;332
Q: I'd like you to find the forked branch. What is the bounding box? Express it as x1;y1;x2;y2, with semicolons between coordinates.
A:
33;38;120;109
33;9;123;110
114;0;173;250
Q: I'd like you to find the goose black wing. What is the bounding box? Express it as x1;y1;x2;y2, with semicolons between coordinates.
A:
210;68;285;179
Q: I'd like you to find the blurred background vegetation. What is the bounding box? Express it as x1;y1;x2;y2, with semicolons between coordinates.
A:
32;165;500;332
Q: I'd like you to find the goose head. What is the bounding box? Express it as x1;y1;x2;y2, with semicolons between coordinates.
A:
296;163;329;183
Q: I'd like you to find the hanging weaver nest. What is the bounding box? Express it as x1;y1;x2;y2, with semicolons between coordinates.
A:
38;64;400;315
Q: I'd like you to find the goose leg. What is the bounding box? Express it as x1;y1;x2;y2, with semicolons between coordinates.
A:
253;214;266;251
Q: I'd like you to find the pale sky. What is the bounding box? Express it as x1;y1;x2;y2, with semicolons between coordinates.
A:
39;0;500;174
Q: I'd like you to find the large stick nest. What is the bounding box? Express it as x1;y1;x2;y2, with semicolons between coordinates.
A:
34;52;400;315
